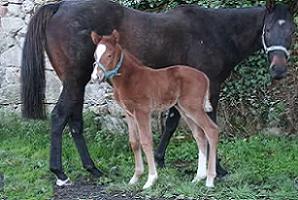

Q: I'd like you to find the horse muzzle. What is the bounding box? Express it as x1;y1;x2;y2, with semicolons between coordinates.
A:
91;65;105;83
269;54;288;80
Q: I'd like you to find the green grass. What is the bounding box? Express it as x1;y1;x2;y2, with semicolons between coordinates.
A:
0;111;298;199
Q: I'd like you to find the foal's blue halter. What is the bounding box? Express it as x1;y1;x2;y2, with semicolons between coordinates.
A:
94;51;124;81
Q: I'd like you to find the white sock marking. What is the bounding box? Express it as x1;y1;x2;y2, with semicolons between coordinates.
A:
192;150;207;183
143;173;158;189
56;178;72;187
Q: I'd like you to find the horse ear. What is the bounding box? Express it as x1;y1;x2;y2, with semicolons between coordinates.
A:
91;31;102;45
112;29;120;43
266;0;275;12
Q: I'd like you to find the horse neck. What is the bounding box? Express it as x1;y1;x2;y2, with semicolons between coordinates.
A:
219;8;266;64
204;7;266;66
110;49;144;88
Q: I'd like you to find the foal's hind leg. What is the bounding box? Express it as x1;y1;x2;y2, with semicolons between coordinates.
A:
193;112;218;187
176;107;208;183
187;121;208;183
135;110;158;189
179;103;218;187
126;113;144;185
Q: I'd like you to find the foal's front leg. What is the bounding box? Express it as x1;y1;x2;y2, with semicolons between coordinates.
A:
135;110;158;189
126;114;144;185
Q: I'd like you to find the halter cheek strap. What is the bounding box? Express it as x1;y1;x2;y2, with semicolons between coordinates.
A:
94;51;124;81
262;25;290;58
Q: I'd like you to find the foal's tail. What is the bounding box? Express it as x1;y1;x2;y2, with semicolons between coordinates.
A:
203;76;213;113
21;2;61;119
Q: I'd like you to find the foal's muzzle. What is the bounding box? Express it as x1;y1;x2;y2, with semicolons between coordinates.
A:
91;62;105;83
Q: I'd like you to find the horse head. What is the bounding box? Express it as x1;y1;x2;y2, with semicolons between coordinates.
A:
262;0;297;79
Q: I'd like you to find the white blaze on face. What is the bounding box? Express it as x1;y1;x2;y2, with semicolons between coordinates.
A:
95;44;107;63
91;44;107;82
278;19;286;26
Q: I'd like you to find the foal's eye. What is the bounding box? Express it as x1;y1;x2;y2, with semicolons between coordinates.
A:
108;55;112;58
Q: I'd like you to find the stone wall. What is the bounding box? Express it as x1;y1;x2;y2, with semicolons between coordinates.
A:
0;0;157;134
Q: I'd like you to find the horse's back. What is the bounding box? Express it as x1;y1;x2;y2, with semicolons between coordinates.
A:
165;65;209;82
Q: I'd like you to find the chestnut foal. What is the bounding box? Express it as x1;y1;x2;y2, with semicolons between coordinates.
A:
91;30;219;189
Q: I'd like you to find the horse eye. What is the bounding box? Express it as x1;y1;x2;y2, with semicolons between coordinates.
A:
108;55;112;58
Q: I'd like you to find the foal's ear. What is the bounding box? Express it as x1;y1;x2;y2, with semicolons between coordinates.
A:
112;29;120;43
91;31;102;45
266;0;275;12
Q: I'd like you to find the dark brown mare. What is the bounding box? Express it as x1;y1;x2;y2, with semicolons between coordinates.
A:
21;0;297;186
91;30;218;188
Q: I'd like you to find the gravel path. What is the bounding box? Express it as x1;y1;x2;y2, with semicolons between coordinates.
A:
53;182;169;200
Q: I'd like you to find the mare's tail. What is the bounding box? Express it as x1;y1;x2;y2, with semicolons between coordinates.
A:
21;2;61;119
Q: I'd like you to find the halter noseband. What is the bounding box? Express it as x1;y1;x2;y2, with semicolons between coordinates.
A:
94;51;124;81
262;25;290;59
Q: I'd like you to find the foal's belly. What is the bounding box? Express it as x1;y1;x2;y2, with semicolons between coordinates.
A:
151;98;177;111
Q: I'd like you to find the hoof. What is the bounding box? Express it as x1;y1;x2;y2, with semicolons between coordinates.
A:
143;174;158;190
128;175;139;185
86;166;103;178
205;177;215;188
154;153;165;168
192;175;206;183
216;165;228;179
56;178;72;187
205;182;215;188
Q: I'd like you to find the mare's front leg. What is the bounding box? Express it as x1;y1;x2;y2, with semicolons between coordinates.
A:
135;110;158;189
126;114;144;185
155;107;181;167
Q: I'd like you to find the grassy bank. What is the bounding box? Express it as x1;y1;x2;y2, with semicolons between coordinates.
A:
0;112;298;199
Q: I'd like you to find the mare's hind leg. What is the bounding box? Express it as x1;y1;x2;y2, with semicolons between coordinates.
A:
126;114;144;185
135;110;158;189
50;81;102;186
50;87;70;185
155;107;181;168
50;85;73;186
68;84;102;177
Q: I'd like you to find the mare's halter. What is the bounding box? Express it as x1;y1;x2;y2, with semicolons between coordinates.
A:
262;25;291;60
93;51;124;81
